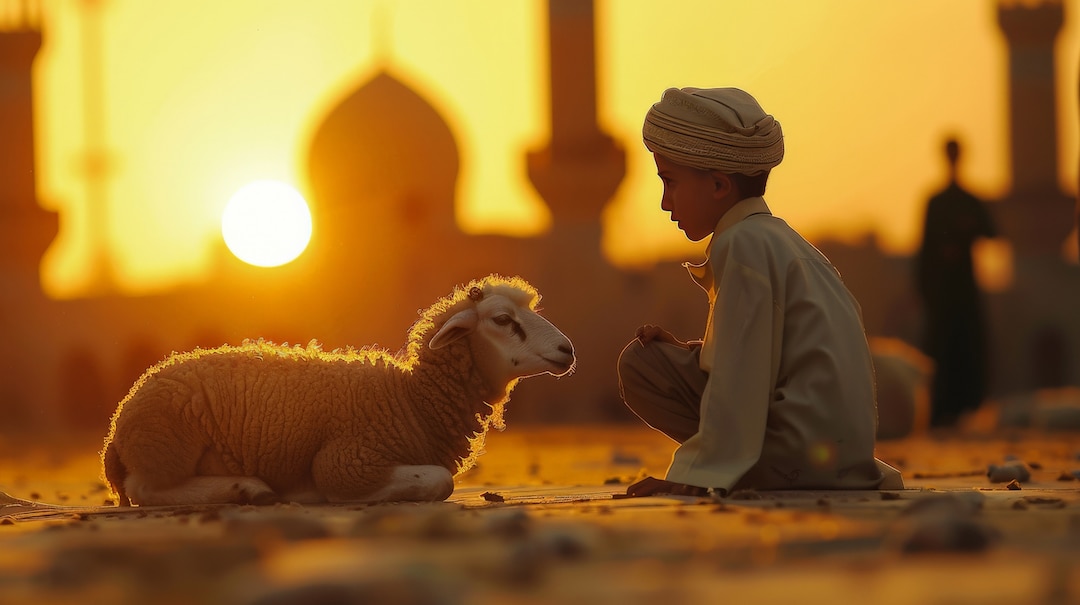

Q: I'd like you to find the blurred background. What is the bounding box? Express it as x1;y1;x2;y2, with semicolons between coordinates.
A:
1;0;1078;436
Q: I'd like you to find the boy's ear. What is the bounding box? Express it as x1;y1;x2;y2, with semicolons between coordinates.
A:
710;172;735;200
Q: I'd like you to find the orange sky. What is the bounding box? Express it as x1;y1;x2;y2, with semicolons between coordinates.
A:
30;0;1080;298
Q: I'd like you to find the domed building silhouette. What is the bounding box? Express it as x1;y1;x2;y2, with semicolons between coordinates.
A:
299;68;533;351
306;70;461;266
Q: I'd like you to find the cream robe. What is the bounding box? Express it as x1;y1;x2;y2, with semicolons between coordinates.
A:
666;197;901;492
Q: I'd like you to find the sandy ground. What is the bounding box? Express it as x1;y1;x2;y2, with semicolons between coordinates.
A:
1;425;1078;605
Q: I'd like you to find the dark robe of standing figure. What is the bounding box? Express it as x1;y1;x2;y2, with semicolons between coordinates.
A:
916;138;997;427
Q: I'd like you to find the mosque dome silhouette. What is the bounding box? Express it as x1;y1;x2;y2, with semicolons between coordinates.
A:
305;70;461;261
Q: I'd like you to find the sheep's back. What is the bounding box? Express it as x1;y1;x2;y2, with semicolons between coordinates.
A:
114;347;397;490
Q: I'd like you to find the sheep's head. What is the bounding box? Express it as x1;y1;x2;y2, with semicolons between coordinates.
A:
428;279;576;384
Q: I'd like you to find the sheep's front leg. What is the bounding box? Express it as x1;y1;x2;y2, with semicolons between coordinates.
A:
362;465;455;503
313;442;454;503
125;475;277;506
316;463;454;504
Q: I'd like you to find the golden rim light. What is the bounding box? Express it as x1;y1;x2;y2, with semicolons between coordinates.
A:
221;180;313;268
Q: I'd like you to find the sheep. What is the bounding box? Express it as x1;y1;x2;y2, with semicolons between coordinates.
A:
870;337;933;440
100;275;575;506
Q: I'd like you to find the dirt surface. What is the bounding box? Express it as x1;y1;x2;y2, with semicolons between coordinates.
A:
1;425;1078;604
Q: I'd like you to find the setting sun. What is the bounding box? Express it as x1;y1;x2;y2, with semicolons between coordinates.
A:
221;180;313;268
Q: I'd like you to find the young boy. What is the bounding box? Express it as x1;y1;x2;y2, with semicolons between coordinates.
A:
619;87;902;497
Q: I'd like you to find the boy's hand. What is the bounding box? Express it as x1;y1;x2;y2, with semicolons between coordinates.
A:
635;325;686;348
622;476;709;498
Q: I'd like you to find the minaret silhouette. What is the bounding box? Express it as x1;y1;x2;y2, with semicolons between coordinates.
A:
527;0;625;236
520;0;636;420
0;0;62;428
996;0;1074;258
0;0;57;294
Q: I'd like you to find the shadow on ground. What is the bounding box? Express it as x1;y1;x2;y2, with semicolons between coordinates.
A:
1;426;1078;604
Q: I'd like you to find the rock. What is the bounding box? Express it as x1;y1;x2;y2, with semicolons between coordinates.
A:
892;493;997;554
987;461;1030;483
997;386;1080;430
222;510;331;542
247;570;461;605
897;517;998;553
900;492;984;517
484;509;531;538
1021;496;1065;508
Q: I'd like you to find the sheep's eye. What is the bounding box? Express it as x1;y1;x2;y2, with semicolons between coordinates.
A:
492;315;526;339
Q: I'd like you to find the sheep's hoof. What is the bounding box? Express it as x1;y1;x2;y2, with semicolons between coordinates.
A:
240;487;281;506
346;465;454;503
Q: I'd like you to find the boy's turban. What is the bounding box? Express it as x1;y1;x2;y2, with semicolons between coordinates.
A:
643;87;784;176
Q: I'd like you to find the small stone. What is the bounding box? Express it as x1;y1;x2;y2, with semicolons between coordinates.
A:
1023;496;1065;507
900;493;985;522
1006;479;1021;490
480;491;505;503
880;492;903;501
897;517;997;554
539;527;591;560
223;511;329;542
1055;471;1076;482
893;493;997;554
485;509;531;537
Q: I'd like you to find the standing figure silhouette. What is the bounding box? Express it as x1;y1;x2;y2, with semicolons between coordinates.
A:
915;138;997;427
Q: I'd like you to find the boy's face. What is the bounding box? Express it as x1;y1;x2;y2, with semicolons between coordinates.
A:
653;154;730;242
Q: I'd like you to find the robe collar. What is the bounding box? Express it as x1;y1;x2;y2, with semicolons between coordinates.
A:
684;196;773;291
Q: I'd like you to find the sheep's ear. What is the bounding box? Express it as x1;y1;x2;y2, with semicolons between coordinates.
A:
429;308;478;349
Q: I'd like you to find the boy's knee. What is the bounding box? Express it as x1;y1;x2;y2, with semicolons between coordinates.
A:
620;339;678;409
618;338;645;367
617;339;648;384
